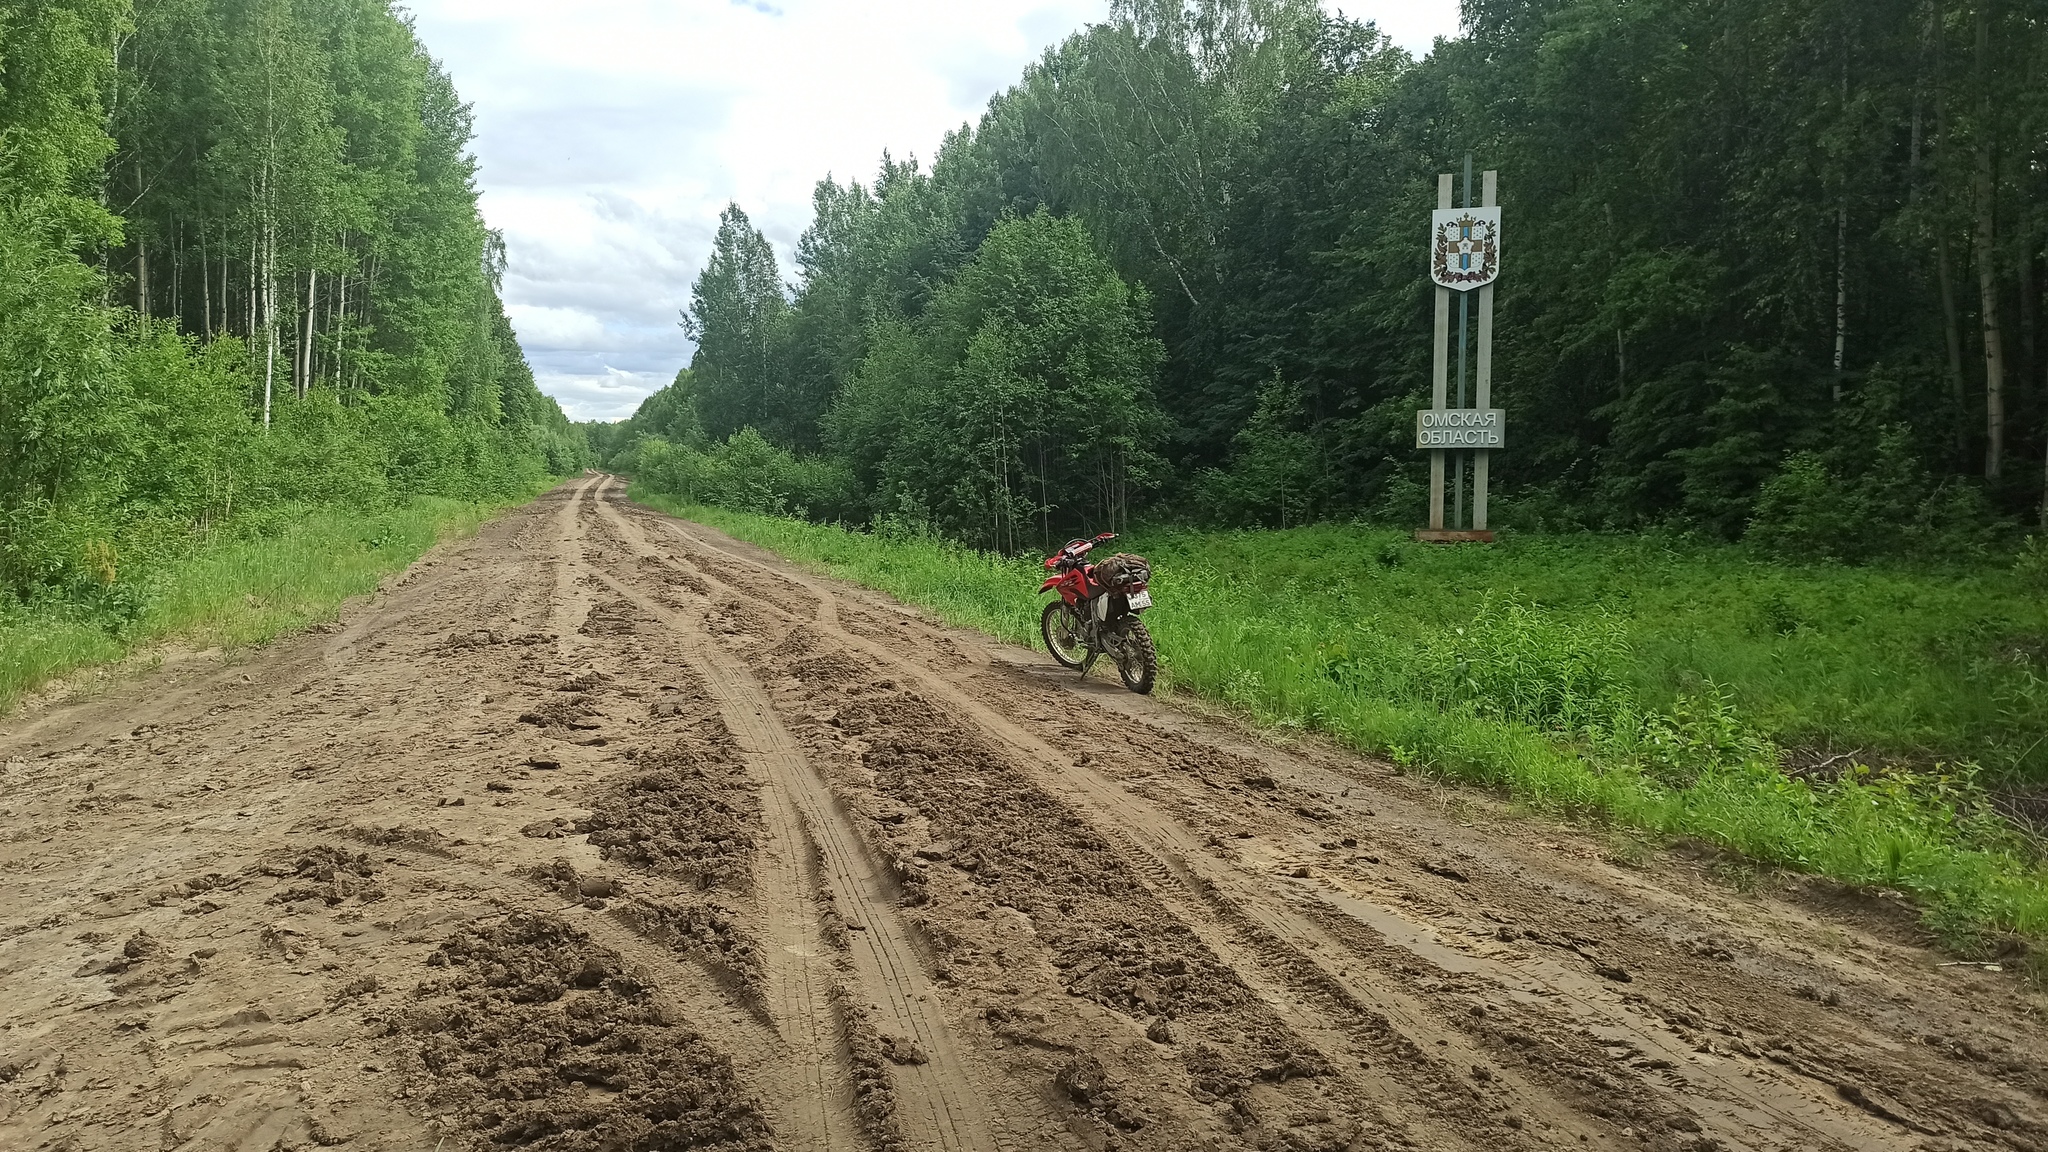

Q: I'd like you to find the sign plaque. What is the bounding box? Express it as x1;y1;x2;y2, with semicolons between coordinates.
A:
1415;408;1505;449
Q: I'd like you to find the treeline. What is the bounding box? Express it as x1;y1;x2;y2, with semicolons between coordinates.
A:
1;0;583;607
605;0;2048;561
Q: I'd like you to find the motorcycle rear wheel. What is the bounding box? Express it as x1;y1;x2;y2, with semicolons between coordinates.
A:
1115;618;1157;694
1041;600;1088;669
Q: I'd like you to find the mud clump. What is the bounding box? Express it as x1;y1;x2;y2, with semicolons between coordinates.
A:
1053;932;1240;1019
581;734;758;889
612;894;764;1002
637;554;710;597
558;669;613;693
580;597;642;637
833;986;907;1152
849;706;1246;1020
1055;1055;1147;1131
519;694;602;730
261;844;385;905
406;913;770;1151
528;858;624;901
343;823;455;856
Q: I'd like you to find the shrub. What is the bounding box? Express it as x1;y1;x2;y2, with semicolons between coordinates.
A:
1748;428;2001;563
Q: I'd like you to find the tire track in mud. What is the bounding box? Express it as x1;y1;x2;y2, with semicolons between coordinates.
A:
605;493;1617;1144
595;489;1540;1148
550;475;865;1151
0;481;787;1152
579;479;1018;1152
1046;679;1935;1152
605;485;1950;1152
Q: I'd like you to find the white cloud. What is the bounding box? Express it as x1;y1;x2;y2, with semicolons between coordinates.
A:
407;0;1463;422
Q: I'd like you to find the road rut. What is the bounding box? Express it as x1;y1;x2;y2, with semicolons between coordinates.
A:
0;476;2040;1152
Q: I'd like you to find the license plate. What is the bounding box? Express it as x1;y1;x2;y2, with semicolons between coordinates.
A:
1126;590;1152;609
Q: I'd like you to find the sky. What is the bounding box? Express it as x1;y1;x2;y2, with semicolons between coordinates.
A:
404;0;1465;422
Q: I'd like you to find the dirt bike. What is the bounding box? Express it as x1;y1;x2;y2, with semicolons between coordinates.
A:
1038;532;1157;694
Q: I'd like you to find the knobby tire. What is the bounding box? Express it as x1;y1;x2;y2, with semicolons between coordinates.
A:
1041;600;1087;669
1117;618;1157;694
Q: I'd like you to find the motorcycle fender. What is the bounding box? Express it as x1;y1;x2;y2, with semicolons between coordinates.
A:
1037;576;1062;594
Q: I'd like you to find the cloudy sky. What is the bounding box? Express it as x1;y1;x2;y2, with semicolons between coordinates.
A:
405;0;1465;421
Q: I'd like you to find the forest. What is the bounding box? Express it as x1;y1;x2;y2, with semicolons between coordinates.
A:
599;0;2048;562
0;0;584;650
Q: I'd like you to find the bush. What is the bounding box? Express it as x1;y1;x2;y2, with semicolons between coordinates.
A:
1748;428;2002;563
634;429;857;521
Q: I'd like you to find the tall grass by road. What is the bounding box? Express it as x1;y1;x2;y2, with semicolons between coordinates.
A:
642;489;2048;952
0;495;526;712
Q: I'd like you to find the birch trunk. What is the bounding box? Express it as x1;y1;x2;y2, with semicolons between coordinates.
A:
2022;248;2039;402
334;269;347;388
1975;157;2004;479
299;269;315;399
262;174;276;430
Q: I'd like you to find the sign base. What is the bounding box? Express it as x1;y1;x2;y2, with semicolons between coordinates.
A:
1413;529;1495;544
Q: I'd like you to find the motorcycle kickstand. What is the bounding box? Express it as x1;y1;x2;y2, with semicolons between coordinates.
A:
1077;651;1100;680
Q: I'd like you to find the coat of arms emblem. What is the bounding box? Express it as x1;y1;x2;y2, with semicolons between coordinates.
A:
1430;207;1502;289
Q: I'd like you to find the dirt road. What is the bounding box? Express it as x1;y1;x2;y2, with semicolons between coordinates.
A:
2;475;2041;1152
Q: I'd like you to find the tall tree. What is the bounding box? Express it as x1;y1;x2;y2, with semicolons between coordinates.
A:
683;203;791;442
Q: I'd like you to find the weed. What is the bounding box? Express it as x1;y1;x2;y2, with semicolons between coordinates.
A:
1711;859;1762;893
1607;834;1655;869
2015;536;2048;592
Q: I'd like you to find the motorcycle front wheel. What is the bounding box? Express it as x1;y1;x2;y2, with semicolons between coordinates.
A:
1115;618;1157;694
1041;600;1088;669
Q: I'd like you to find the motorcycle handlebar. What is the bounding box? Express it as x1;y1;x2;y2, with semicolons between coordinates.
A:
1044;532;1119;571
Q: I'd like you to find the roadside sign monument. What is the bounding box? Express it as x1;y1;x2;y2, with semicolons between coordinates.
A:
1418;161;1501;543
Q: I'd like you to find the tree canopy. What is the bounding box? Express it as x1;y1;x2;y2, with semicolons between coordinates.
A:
0;0;584;601
615;0;2048;561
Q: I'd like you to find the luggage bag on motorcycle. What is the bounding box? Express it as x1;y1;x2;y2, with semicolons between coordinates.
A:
1091;552;1151;589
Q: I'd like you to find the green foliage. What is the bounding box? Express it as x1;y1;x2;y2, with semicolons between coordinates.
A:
634;429;855;520
1194;375;1329;527
653;208;1168;551
668;499;2048;947
686;205;801;444
821;210;1166;549
2014;536;2048;591
0;494;520;711
0;0;586;704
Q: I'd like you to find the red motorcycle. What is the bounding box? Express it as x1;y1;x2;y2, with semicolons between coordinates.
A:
1038;532;1157;694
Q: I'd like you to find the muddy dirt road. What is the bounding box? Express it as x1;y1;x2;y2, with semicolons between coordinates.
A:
2;475;2041;1152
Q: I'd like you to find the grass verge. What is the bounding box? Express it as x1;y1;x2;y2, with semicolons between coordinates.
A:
639;489;2048;954
0;491;540;713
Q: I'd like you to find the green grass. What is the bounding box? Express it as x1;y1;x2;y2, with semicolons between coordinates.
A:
639;488;2048;952
0;492;539;712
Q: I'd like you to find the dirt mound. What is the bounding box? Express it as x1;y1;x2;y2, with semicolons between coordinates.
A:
519;693;603;730
406;913;772;1151
583;761;758;889
613;894;765;1000
260;843;385;905
580;597;642;637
